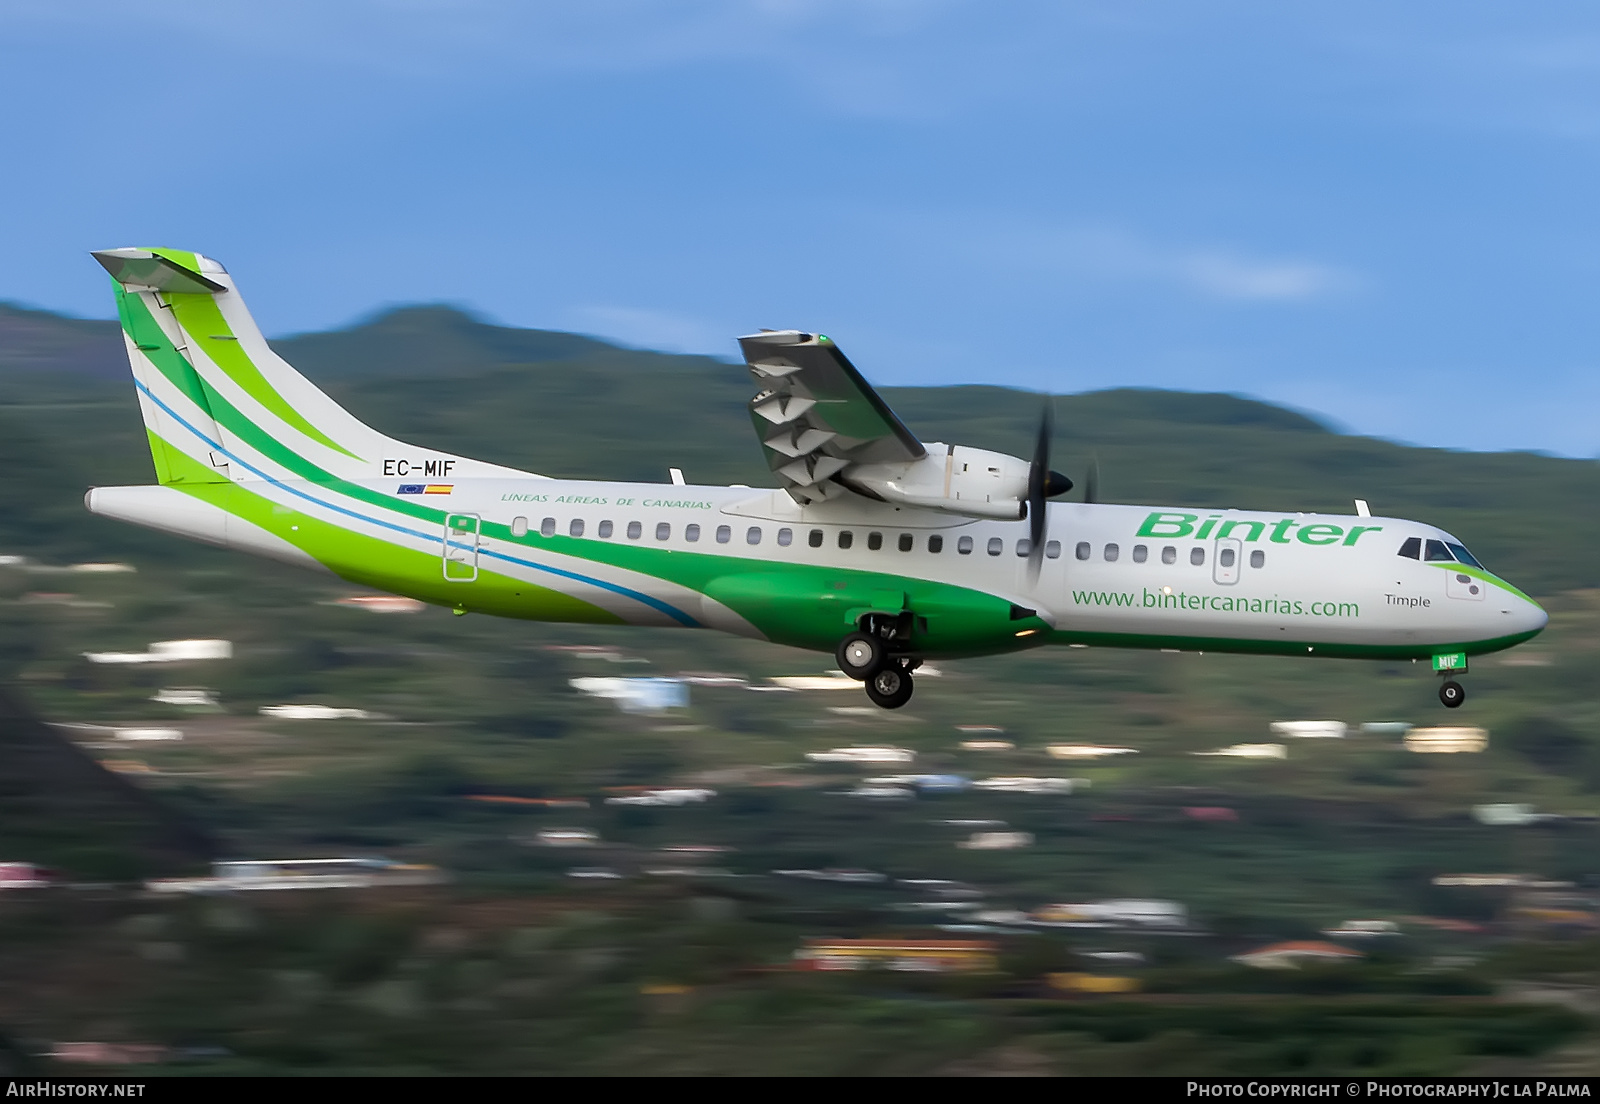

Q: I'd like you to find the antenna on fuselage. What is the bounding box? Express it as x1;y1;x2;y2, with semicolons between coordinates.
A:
669;468;686;485
1355;499;1371;517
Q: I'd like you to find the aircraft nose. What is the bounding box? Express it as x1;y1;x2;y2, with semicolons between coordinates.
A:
1529;599;1549;634
1516;597;1549;637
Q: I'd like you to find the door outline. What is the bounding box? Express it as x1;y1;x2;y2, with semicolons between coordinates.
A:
1213;537;1241;585
443;512;481;582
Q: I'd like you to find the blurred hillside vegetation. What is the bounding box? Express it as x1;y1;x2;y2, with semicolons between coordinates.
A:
2;300;1600;1075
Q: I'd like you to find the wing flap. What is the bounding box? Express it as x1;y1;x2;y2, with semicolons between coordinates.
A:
737;330;924;501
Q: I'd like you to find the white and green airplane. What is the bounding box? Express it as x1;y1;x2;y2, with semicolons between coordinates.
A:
85;248;1546;710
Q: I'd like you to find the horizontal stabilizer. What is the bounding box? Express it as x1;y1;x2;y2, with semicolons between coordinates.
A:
92;248;226;294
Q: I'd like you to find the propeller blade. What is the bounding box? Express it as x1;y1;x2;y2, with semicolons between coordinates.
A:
1084;455;1100;505
1027;399;1054;584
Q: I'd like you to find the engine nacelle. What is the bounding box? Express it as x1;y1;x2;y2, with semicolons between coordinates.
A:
845;443;1031;520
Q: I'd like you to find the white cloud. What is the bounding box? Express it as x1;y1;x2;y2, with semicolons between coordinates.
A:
956;221;1357;304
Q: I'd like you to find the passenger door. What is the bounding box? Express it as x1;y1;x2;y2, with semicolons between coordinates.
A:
443;512;480;582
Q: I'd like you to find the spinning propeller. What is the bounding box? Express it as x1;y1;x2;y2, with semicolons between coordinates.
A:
1026;400;1074;583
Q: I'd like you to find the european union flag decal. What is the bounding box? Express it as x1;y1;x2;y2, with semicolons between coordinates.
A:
397;484;425;495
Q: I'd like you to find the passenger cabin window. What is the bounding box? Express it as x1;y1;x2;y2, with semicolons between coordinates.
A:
746;527;762;545
987;537;1003;556
1045;540;1061;560
685;523;700;542
778;528;793;547
626;521;642;540
569;519;584;537
928;535;944;553
540;517;557;537
1075;541;1091;561
1190;547;1205;566
656;522;671;541
1398;537;1421;560
808;529;824;548
1016;539;1030;557
958;536;973;555
1161;546;1177;565
598;520;614;539
716;525;731;544
1132;544;1148;563
1446;542;1482;568
867;532;883;551
1104;543;1119;562
1219;547;1235;568
839;531;854;550
511;516;529;538
898;533;913;552
1250;550;1265;569
1424;539;1453;562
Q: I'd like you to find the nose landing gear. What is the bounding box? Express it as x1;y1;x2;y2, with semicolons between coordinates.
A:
1432;652;1468;709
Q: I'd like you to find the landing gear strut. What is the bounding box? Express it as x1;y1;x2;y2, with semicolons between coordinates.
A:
1439;680;1465;709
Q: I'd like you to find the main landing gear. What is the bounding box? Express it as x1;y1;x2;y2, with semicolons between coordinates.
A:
836;617;919;710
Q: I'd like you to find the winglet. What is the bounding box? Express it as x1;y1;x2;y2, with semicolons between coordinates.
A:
91;248;226;294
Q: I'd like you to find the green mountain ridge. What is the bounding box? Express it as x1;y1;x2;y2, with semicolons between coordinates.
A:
0;301;1595;594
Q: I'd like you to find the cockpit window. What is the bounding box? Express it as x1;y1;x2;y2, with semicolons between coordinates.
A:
1424;539;1454;562
1398;537;1421;560
1445;542;1482;568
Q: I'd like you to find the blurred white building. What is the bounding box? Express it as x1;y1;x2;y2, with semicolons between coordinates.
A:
768;672;860;691
1405;727;1487;753
1360;722;1412;737
84;639;232;664
806;746;915;764
1046;745;1138;759
536;830;598;847
1042;899;1187;928
958;832;1033;850
151;688;218;707
972;776;1081;794
114;727;182;742
605;788;715;806
1270;721;1347;739
569;677;688;713
259;705;378;720
1193;744;1287;759
335;595;423;613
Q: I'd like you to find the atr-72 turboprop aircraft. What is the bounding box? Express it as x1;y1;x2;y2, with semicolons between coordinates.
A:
85;248;1547;710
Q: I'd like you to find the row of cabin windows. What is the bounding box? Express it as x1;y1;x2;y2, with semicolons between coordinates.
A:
513;517;777;545
1074;542;1267;570
506;516;1065;558
1396;537;1482;567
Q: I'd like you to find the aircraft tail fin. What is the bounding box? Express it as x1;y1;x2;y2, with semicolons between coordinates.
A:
94;248;412;487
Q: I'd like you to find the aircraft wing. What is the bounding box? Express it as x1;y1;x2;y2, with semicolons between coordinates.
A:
738;331;925;502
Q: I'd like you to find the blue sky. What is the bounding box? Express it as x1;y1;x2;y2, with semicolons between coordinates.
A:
5;2;1600;455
